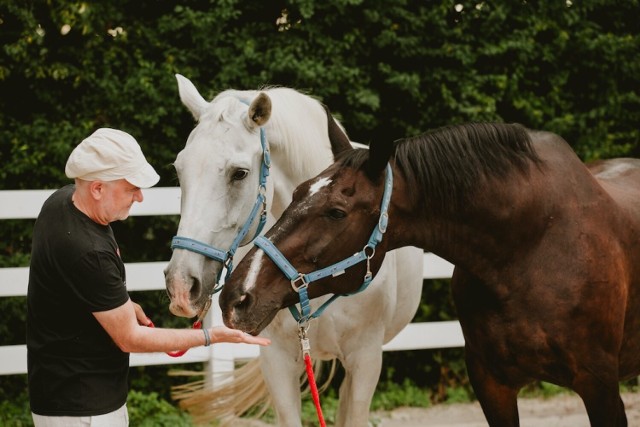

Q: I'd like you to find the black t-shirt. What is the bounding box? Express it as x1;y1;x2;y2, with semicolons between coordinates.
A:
27;185;131;416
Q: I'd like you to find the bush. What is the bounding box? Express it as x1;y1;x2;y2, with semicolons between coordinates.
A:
0;389;32;427
126;390;193;427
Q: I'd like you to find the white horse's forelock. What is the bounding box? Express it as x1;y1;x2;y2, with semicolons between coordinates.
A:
199;95;248;127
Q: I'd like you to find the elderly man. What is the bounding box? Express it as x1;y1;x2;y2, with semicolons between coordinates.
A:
26;128;270;426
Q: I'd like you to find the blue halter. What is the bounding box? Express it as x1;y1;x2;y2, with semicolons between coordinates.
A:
171;109;271;295
254;163;393;324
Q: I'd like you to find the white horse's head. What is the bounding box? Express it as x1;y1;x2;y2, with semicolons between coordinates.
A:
164;74;275;318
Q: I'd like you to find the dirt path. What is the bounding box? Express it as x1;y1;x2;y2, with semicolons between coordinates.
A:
371;392;640;426
234;391;640;426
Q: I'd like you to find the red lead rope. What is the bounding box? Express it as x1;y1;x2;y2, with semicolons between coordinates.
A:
146;318;202;358
145;299;211;357
304;352;326;427
299;325;326;427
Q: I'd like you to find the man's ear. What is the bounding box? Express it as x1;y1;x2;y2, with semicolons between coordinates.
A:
89;180;106;200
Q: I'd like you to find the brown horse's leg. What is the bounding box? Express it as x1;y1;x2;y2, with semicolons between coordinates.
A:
573;373;627;427
465;349;520;427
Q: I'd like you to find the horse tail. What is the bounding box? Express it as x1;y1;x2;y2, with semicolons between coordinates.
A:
170;357;338;424
170;358;271;425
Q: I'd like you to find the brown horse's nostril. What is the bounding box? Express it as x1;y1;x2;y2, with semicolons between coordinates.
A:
235;293;251;311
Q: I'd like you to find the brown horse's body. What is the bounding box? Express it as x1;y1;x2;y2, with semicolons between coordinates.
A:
220;123;640;426
442;135;640;425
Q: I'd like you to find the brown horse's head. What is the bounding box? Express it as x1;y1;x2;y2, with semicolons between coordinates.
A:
219;140;396;334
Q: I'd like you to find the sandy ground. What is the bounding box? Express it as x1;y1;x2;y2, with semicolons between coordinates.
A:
372;392;640;426
234;392;640;426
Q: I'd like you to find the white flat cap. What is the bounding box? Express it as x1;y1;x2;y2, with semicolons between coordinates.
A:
65;128;160;188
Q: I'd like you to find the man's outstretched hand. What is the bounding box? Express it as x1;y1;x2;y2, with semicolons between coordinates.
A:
210;326;271;346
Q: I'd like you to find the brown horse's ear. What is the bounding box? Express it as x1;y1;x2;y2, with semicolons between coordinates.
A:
321;103;353;158
366;138;394;181
246;93;272;128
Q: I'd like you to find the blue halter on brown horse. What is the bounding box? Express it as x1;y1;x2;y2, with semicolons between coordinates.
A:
219;122;640;426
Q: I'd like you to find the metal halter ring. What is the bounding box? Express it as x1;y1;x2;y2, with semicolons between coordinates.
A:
363;245;376;259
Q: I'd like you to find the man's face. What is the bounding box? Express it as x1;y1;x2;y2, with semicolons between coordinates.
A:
100;179;143;222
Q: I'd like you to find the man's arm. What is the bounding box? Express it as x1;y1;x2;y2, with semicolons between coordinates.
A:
93;298;270;353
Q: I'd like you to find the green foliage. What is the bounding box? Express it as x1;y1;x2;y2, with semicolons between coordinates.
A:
301;388;340;426
0;388;32;427
520;381;568;399
0;388;195;427
371;378;431;410
127;390;193;427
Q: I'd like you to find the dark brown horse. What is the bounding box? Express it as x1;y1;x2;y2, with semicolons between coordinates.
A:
219;122;640;426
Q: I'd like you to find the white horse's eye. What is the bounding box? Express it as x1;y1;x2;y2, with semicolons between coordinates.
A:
231;169;250;181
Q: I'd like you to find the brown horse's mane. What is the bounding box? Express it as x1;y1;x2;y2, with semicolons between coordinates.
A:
339;122;542;215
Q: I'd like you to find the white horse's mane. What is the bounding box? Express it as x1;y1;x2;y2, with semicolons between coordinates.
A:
213;87;340;179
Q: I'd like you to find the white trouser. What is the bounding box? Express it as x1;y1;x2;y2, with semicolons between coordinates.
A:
32;403;128;427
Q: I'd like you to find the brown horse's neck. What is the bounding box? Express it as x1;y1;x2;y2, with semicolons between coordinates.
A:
386;143;606;281
389;171;548;269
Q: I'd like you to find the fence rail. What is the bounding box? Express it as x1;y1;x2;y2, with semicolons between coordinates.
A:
0;188;462;376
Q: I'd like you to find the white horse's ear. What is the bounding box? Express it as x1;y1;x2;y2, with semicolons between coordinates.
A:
245;93;272;129
175;74;209;121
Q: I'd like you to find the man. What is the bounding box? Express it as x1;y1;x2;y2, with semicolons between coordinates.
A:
26;128;270;426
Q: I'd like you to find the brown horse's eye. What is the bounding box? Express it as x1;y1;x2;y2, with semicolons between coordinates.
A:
327;209;346;220
231;169;249;181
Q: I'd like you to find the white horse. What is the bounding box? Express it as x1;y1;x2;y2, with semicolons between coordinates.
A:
164;74;424;427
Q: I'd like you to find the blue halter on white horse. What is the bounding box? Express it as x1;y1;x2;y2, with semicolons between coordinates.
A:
164;74;424;427
170;122;270;295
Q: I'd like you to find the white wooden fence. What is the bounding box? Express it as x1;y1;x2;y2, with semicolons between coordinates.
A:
0;188;463;376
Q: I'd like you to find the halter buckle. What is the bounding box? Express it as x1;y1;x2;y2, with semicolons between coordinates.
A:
223;255;233;270
291;273;309;292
